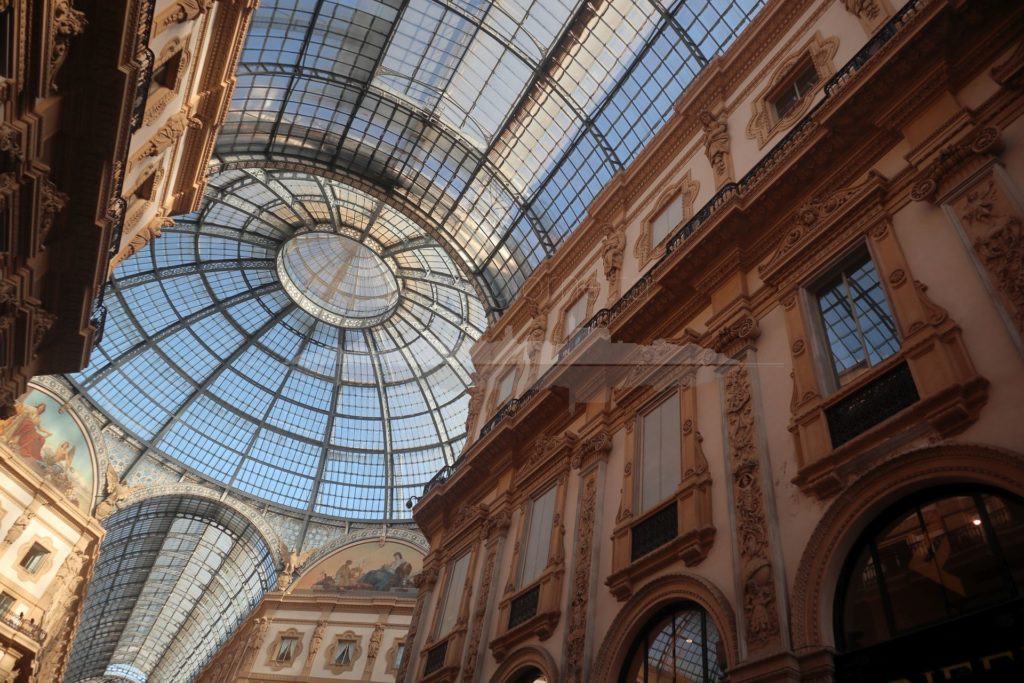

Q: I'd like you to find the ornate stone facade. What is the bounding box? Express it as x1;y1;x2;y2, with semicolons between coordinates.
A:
405;3;1024;683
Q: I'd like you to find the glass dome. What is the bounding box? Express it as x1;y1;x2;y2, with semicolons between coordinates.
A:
276;232;401;326
71;169;485;520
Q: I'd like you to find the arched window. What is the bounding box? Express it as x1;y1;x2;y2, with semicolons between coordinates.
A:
621;603;726;682
509;666;547;683
836;487;1024;652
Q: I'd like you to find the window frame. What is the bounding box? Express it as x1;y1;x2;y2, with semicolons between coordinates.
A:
325;631;362;674
14;536;54;582
805;244;902;394
635;387;684;515
266;627;304;671
768;57;821;121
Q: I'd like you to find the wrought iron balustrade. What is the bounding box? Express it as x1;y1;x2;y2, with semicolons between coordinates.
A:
0;611;45;642
825;361;919;447
424;640;447;675
630;502;678;561
508;584;540;630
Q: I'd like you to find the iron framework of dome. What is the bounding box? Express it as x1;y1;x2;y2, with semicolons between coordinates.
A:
217;0;768;311
72;170;485;520
72;0;769;521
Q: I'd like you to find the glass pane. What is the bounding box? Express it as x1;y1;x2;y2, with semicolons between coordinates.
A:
846;258;900;367
983;493;1024;591
840;546;889;650
873;510;949;634
521;486;557;586
916;496;1011;615
623;604;725;683
640;392;681;513
437;552;470;637
817;252;899;385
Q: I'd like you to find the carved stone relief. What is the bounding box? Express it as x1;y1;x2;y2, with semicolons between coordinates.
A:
565;471;598;683
724;364;781;651
49;0;88;93
700;109;734;188
601;223;626;302
952;176;1024;336
841;0;891;33
461;542;497;682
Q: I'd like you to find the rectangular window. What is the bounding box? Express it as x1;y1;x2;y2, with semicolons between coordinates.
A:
519;485;557;587
394;641;405;669
652;195;684;246
19;543;49;574
435;552;470;638
128;169;158;206
496;370;516;405
638;391;682;513
772;60;820;119
814;249;900;387
275;637;298;662
333;640;356;665
564;295;588;336
149;51;183;97
0;592;14;618
0;9;12;79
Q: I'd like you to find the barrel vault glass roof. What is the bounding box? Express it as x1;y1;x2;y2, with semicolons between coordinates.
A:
73;169;485;520
218;0;767;310
73;0;769;522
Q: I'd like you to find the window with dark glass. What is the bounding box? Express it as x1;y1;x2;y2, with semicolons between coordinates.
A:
19;543;49;574
772;60;821;119
510;666;548;683
621;603;727;683
0;592;14;617
0;8;12;80
814;249;900;387
836;487;1024;652
149;51;182;97
128;169;158;207
274;636;298;662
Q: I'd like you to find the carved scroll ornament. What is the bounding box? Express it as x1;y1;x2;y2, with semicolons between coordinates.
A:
724;365;781;650
49;0;88;93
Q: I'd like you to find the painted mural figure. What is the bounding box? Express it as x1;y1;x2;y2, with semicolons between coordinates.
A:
0;388;95;513
299;541;421;595
0;402;51;459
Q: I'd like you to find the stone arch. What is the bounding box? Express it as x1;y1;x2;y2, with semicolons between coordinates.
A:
112;483;284;568
489;644;559;683
590;573;738;683
791;441;1024;651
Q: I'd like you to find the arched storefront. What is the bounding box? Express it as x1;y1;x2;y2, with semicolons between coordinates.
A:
619;602;727;683
591;574;737;683
833;486;1024;682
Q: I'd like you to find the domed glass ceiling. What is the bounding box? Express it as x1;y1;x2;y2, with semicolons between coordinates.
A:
71;169;485;520
218;0;768;311
277;232;401;325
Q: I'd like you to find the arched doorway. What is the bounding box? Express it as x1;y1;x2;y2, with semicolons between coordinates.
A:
619;603;727;683
833;486;1024;681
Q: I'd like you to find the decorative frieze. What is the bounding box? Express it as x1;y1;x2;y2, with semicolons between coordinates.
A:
952;176;1024;336
48;0;87;93
565;471;598;683
724;364;781;652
